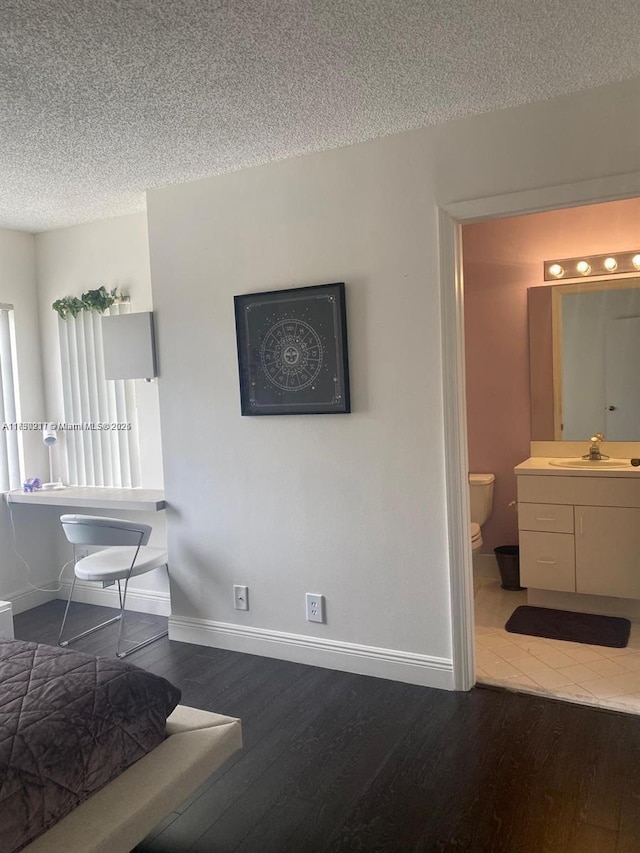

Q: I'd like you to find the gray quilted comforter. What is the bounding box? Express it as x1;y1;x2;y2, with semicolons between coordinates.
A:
0;638;181;853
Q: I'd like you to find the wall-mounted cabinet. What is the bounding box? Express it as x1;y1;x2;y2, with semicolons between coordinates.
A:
102;311;157;380
517;471;640;600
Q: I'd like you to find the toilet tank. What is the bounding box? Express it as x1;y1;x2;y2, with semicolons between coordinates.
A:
469;473;495;526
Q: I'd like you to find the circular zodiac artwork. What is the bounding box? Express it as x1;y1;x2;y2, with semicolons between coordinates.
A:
235;283;350;415
260;319;323;391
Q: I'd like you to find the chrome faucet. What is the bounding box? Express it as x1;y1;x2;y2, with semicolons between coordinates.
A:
583;433;608;461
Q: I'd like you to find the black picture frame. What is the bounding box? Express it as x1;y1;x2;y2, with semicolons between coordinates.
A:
234;282;350;416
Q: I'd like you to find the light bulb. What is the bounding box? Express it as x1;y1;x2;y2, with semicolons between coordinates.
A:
604;257;618;272
632;254;640;270
576;260;591;275
548;263;564;278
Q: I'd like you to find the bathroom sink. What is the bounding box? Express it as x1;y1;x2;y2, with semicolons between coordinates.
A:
548;458;630;469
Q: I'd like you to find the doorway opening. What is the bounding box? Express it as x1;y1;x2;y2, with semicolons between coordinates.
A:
442;181;640;714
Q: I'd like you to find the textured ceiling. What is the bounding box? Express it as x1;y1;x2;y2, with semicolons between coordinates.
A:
2;0;640;232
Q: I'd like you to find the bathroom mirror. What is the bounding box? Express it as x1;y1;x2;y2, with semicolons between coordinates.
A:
528;277;640;441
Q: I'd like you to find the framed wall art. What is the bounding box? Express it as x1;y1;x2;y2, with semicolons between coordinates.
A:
234;282;350;415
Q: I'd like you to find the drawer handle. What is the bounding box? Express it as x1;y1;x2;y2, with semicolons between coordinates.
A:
536;559;557;565
535;516;556;522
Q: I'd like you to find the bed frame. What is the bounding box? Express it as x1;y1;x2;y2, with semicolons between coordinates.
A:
22;705;242;853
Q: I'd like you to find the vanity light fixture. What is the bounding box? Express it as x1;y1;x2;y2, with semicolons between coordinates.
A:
544;249;640;281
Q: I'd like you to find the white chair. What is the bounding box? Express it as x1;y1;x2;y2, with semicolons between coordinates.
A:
58;514;169;658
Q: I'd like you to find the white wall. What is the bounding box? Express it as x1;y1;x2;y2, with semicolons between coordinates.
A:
33;214;168;605
148;133;451;685
431;77;640;204
147;76;640;688
35;212;164;489
0;229;58;609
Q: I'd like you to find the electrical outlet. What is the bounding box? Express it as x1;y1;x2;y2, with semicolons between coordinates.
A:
234;585;249;611
306;593;325;623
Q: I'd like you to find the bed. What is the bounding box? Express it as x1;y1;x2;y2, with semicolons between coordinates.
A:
0;638;242;853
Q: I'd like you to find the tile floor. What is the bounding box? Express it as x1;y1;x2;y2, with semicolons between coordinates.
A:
474;575;640;715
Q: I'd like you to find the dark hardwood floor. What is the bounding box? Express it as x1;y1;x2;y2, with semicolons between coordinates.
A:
14;601;640;852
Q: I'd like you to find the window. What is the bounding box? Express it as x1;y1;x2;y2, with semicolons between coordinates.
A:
58;304;141;487
0;305;21;491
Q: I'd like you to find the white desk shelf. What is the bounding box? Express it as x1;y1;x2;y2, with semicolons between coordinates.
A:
8;487;165;512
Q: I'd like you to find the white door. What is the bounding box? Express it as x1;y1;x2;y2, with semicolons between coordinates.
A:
604;316;640;440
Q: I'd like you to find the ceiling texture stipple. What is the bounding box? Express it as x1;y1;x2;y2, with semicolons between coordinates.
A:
2;0;640;232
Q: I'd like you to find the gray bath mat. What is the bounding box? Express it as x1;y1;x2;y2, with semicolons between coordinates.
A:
505;605;630;648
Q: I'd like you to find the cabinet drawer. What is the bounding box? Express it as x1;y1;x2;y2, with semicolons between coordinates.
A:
518;503;574;533
519;531;576;592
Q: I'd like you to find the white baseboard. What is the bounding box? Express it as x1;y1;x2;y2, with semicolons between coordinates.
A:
169;615;454;689
0;600;13;638
58;580;171;616
5;584;58;615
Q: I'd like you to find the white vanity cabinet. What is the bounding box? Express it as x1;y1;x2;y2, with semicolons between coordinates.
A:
516;470;640;599
574;506;640;598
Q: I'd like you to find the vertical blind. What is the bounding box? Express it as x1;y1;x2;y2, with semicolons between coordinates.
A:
0;306;20;491
59;303;141;487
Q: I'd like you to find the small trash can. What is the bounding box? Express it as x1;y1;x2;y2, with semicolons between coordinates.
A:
494;545;525;591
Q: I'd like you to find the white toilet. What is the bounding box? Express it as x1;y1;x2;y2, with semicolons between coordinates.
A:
469;473;495;551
